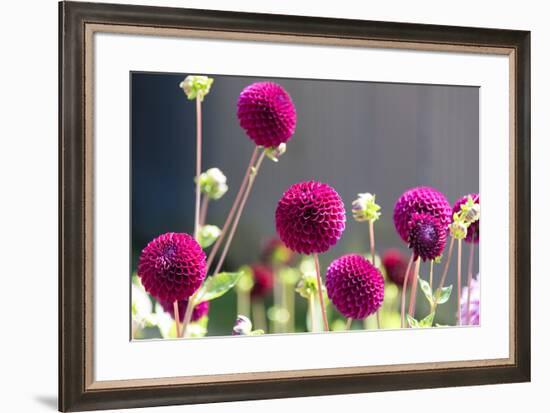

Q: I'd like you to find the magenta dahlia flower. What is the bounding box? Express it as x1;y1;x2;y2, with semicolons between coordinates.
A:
408;213;447;261
459;274;480;325
393;186;452;243
382;249;409;286
453;193;480;243
137;232;206;303
326;254;384;319
161;299;210;322
275;181;346;255
250;264;274;298
237;82;297;147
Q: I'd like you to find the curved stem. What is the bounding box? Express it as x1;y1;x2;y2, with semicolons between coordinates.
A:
314;253;329;331
400;253;415;328
466;242;475;325
193;98;202;240
211;150;266;277
205;147;259;275
173;301;182;338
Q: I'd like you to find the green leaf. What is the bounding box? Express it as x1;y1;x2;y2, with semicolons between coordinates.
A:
196;271;243;302
419;312;435;327
418;276;433;305
249;329;265;336
407;315;420;328
435;285;453;304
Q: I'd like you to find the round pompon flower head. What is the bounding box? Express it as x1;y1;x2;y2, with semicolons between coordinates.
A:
137;232;206;303
250;264;274;298
382;249;409;286
393;186;452;243
408;213;447;261
237;82;297;147
453;193;480;243
161;299;210;323
326;254;384;319
275;181;346;255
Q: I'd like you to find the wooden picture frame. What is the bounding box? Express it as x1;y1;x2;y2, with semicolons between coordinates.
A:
59;1;530;411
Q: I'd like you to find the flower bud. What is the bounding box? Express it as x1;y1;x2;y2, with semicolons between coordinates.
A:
295;273;318;299
232;315;253;336
197;225;221;248
265;143;287;162
449;221;468;240
352;193;381;222
461;200;480;225
198;168;228;200
179;75;214;101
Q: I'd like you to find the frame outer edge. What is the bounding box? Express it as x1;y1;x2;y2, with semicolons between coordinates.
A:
58;1;531;411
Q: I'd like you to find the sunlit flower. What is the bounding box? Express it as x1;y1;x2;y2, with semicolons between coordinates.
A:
237;82;297;147
275;181;346;255
137;232;206;303
326;254;384;319
351;192;381;222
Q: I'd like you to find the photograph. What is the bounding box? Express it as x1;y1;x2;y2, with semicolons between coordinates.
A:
131;72;480;340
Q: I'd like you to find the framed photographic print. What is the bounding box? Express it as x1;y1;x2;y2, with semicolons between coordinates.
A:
59;1;530;411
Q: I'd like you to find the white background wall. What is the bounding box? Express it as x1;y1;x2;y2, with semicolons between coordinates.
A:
0;0;546;411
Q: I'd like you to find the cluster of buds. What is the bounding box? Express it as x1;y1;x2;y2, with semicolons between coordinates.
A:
179;75;214;101
198;168;228;200
352;193;381;223
449;195;480;240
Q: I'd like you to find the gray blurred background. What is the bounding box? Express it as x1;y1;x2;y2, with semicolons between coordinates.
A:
131;72;479;332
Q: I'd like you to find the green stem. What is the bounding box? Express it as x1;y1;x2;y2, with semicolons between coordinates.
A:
457;239;462;326
205;147;259;275
173;300;182;338
193;98;202;240
314;253;329;331
400;253;415;328
346;317;353;330
466;242;475;325
211;150;266;277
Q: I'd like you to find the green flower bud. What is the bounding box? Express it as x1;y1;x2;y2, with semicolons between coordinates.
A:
179;75;214;101
460;196;480;225
295;273;318;299
352;193;381;222
449;221;468;240
264;143;287;162
197;225;221;248
198;168;228;200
